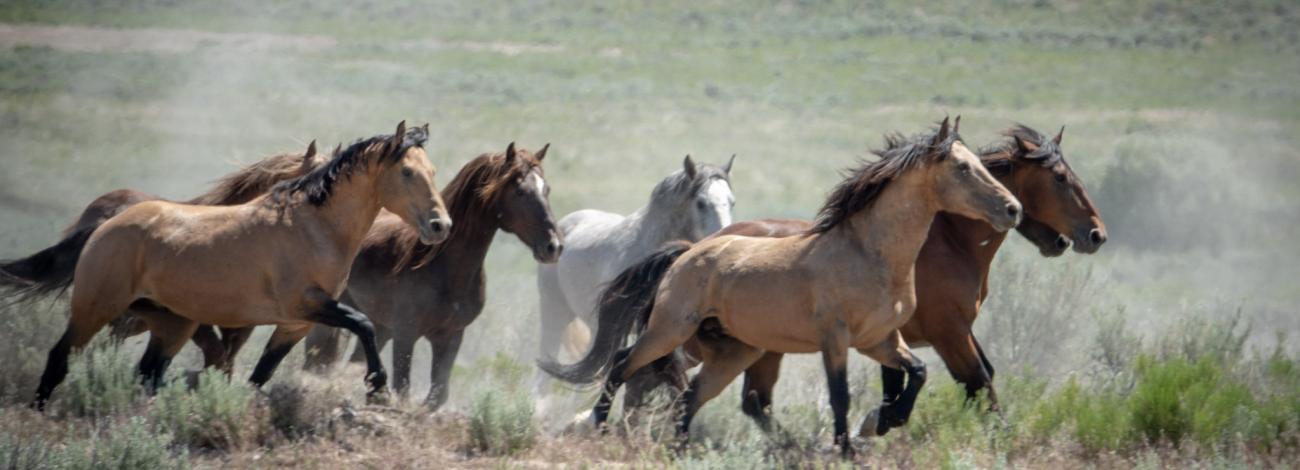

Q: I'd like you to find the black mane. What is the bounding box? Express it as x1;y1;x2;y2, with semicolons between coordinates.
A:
271;126;428;206
808;126;961;234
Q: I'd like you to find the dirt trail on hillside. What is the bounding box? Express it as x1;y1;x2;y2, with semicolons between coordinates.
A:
0;22;615;57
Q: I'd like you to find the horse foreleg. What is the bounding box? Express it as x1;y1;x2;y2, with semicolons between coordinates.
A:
740;352;783;432
302;325;343;373
390;333;417;400
348;322;390;364
858;331;927;438
249;325;311;388
311;300;388;401
425;329;464;411
217;327;253;375
821;345;854;459
190;325;226;370
972;334;1000;411
931;326;993;408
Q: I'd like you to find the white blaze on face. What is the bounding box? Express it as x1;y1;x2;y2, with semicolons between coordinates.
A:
703;179;734;228
529;171;546;195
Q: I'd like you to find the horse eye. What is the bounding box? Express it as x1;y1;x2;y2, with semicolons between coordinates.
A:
1055;173;1067;183
696;200;707;210
957;161;970;172
401;168;413;178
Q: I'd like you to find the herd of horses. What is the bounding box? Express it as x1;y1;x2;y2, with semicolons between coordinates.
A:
0;116;1105;458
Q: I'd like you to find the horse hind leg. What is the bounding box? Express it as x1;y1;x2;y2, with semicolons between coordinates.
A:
740;352;784;432
130;302;199;393
676;334;765;445
33;284;135;410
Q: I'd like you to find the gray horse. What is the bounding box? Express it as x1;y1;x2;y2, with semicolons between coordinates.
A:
534;155;735;417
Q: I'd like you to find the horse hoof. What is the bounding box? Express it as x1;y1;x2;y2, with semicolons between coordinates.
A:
366;389;391;406
858;408;889;437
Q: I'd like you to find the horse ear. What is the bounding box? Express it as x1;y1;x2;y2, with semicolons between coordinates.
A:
1052;125;1064;146
682;155;698;179
304;140;317;159
1015;135;1040;154
535;143;550;162
933;116;950;145
505;142;517;163
953;115;961;135
723;154;735;175
422;122;430;133
390;120;407;150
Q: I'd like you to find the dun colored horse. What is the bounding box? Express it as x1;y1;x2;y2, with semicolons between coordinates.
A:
32;121;451;408
542;118;1022;456
0;144;328;371
297;142;563;409
615;124;1107;438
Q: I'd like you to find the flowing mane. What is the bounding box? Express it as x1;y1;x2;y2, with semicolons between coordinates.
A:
977;124;1063;177
270;126;429;207
391;147;544;271
188;151;324;206
808;126;961;234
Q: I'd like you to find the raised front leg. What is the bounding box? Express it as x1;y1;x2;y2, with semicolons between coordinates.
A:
425;330;464;411
348;322;390;364
311;300;388;401
858;331;927;438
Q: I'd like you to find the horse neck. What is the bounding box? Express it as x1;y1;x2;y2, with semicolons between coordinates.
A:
434;182;500;268
836;178;939;287
934;213;1008;276
628;199;692;247
305;171;384;256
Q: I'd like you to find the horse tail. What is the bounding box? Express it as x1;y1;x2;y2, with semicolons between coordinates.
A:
0;225;94;304
538;240;692;385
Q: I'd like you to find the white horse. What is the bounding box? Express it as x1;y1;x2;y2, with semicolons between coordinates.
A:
535;155;735;417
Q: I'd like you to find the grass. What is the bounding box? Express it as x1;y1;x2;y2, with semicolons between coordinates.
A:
0;0;1296;467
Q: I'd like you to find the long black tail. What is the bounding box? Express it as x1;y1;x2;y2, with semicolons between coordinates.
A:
0;226;94;305
537;240;692;386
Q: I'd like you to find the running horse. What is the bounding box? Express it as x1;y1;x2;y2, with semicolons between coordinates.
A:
298;142;563;409
542;118;1022;456
0;143;329;372
32;122;450;408
611;124;1107;438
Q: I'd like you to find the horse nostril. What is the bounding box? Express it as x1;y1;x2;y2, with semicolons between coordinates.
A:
1055;235;1069;250
429;218;451;234
546;240;562;256
1005;204;1021;220
1089;228;1106;245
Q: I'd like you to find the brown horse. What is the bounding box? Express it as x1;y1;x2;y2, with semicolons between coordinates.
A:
0;143;329;370
32;121;451;409
616;124;1108;437
293;142;563;408
541;118;1022;456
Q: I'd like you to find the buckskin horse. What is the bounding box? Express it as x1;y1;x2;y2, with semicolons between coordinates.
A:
32;121;450;408
298;142;563;409
542;118;1022;457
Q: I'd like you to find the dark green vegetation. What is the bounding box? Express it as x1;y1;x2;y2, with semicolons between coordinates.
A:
0;0;1297;467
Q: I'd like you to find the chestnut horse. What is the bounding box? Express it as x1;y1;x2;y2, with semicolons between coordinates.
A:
296;142;563;409
615;124;1107;438
0;143;328;370
32;121;451;408
541;118;1022;456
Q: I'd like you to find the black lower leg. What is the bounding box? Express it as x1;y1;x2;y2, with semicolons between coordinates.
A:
881;364;905;404
881;358;927;431
825;365;852;456
249;340;298;387
675;379;699;443
33;334;73;410
593;348;630;430
313;301;387;396
137;338;170;393
740;378;774;432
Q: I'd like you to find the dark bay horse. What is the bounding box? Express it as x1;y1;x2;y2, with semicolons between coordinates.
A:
542;118;1023;456
32;122;451;408
0;142;329;370
296;143;563;409
577;124;1107;440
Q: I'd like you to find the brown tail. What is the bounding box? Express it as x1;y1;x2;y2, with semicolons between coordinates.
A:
0;226;94;305
537;240;692;386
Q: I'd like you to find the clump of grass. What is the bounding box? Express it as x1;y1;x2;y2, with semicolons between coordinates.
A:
56;336;140;419
0;300;66;405
467;389;536;456
149;368;266;449
55;417;186;470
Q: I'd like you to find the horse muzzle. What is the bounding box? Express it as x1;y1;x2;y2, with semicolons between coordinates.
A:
419;216;452;245
534;234;563;263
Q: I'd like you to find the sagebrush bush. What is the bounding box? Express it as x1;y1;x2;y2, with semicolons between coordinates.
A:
54;417;186;470
468;389;536;456
150;369;265;449
56;336;139;419
0;300;66;405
